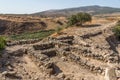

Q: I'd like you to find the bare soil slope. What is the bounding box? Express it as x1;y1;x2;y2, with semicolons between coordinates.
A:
0;15;66;35
0;21;120;80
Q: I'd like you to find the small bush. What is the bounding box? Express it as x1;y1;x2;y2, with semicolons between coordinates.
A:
113;26;120;40
0;36;6;50
55;26;63;34
0;36;6;56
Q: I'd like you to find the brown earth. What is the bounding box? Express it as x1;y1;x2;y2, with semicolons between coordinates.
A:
0;15;66;35
0;14;116;35
0;19;120;80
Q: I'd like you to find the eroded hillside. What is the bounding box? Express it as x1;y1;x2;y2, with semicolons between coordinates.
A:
0;20;120;80
0;15;66;35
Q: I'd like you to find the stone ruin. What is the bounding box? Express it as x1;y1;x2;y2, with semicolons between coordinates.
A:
22;35;119;79
1;34;120;80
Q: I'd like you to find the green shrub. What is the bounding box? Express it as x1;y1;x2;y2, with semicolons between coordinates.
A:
113;26;120;40
0;36;6;56
116;20;120;25
67;12;92;26
9;30;55;40
55;26;63;34
67;15;78;26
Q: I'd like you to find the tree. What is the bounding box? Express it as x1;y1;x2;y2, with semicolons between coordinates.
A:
68;12;92;26
67;15;78;26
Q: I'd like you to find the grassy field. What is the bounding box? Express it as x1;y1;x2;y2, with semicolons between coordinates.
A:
8;30;55;40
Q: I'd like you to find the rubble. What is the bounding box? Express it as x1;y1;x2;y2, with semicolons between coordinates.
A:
0;21;120;80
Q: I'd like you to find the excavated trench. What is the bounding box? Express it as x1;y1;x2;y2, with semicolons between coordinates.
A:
0;22;120;80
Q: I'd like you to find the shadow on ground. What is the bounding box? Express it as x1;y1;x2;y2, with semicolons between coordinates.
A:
82;24;101;28
0;50;22;79
106;35;120;54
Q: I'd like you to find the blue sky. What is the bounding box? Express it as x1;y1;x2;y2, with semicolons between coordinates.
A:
0;0;120;14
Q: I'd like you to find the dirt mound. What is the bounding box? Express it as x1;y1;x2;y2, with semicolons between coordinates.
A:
0;19;47;35
0;15;67;35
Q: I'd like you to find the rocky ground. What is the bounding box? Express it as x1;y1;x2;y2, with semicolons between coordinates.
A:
0;21;120;80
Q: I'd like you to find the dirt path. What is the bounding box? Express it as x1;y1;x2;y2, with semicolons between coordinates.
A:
22;55;46;80
63;22;117;36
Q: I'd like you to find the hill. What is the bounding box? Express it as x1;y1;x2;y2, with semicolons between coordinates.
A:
32;5;120;17
0;15;67;35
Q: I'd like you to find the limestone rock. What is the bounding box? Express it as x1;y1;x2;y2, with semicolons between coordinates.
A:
104;67;117;80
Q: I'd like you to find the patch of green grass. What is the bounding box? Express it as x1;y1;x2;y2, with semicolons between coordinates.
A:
0;36;6;50
9;30;55;40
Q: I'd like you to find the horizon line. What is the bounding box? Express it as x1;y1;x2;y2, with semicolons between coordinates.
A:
0;5;120;14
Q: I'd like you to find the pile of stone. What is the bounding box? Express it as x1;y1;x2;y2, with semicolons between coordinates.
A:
74;36;120;63
59;51;105;75
105;53;119;63
54;45;105;75
8;48;27;57
26;34;119;76
33;42;55;50
70;47;105;62
25;35;75;75
27;47;52;73
81;31;102;39
56;35;74;45
56;35;74;40
28;47;60;75
7;39;42;46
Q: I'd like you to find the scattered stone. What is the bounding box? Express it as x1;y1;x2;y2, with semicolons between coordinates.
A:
7;39;42;46
57;73;65;79
10;48;26;56
33;42;55;50
56;35;74;40
104;67;117;80
41;48;57;57
7;66;14;71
